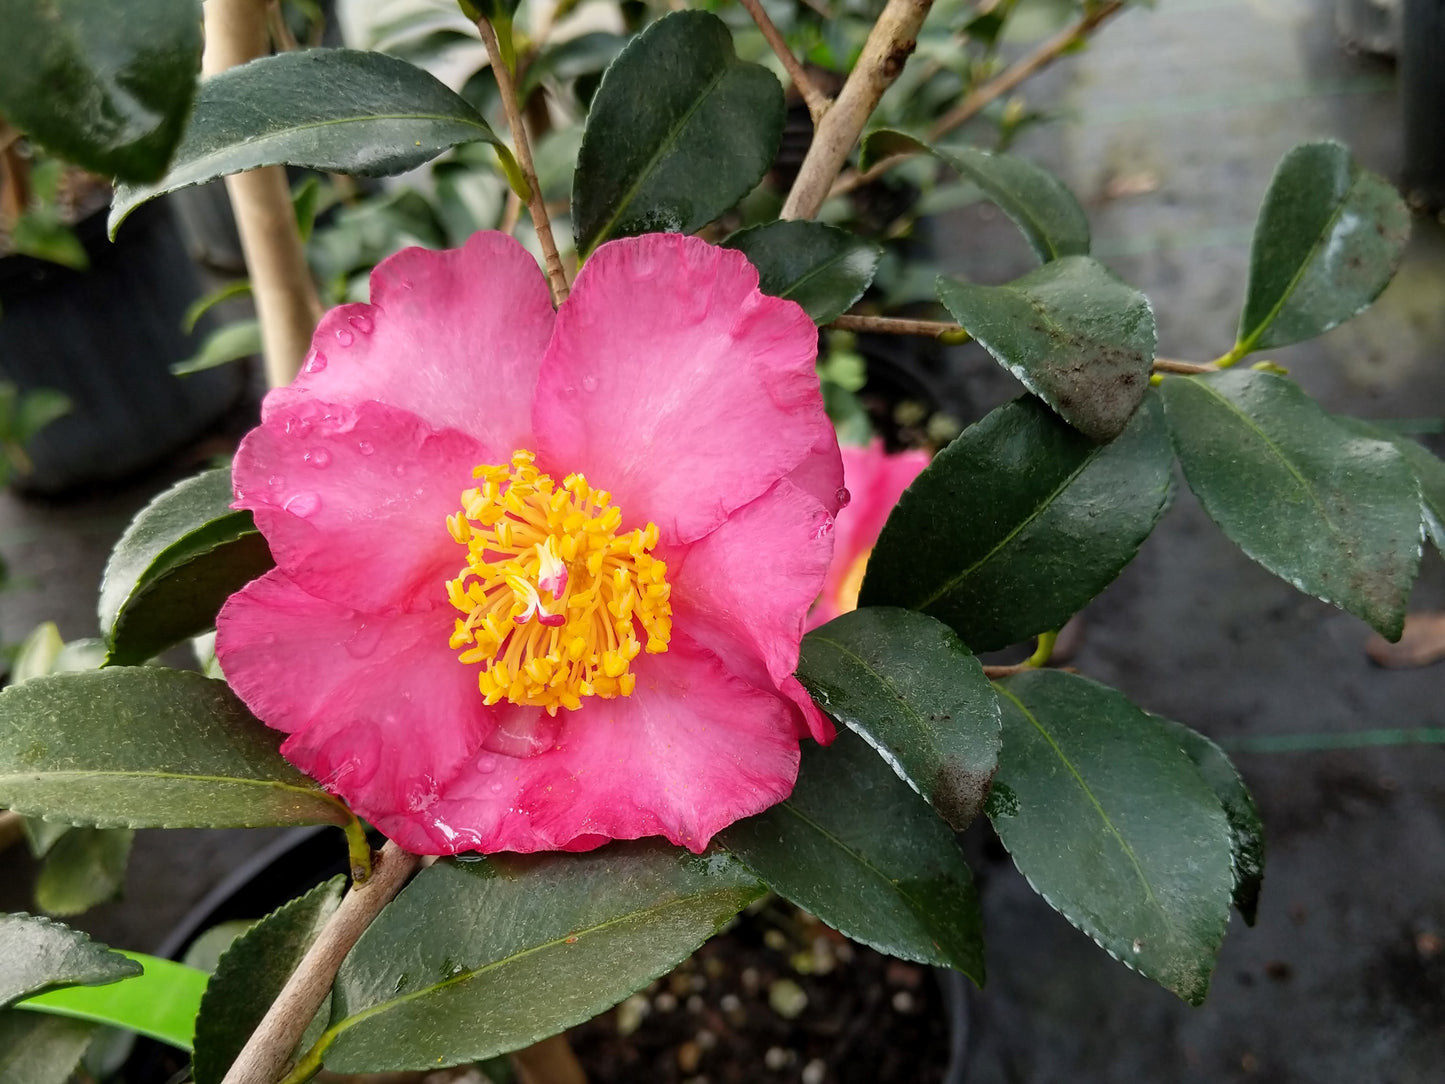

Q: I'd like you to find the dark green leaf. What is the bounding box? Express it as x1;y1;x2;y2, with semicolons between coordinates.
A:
0;1011;96;1084
572;11;784;255
1160;370;1420;640
192;877;345;1084
720;729;985;980
16;952;208;1051
0;667;354;830
314;845;762;1072
99;468;274;666
0;0;201;182
182;280;253;334
9;213;89;271
723;221;882;324
1235;141;1410;355
0;915;140;1008
171;320;263;376
14;391;72;448
990;671;1234;1004
1158;718;1265;926
519;32;627;99
1338;417;1445;553
938;256;1155;440
861;130;1090;262
860;393;1174;651
110;48;501;235
35;829;135;918
798;607;1000;829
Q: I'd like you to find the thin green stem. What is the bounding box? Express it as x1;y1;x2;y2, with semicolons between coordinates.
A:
1211;342;1250;369
276;1040;326;1084
342;817;372;883
1025;629;1058;668
1222;728;1445;755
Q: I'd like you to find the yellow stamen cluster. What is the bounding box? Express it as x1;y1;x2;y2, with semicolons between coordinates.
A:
446;449;672;714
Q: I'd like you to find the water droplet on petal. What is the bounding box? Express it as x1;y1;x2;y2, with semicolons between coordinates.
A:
284;491;321;518
393;463;406;477
348;313;374;334
335;327;354;346
489;781;504;794
835;486;851;508
581;374;599;392
345;622;382;659
476;755;499;773
357;440;375;456
562;384;577;396
813;516;834;539
304;350;328;374
304;448;331;468
267;474;285;488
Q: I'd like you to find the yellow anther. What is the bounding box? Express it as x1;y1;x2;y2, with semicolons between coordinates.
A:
445;448;672;714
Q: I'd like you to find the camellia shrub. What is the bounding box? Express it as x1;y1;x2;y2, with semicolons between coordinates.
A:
0;0;1434;1081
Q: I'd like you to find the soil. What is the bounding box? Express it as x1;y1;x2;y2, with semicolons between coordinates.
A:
568;901;955;1084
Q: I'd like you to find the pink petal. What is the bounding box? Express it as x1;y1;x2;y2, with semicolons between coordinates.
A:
215;570;491;838
233;398;489;614
811;441;930;627
532;233;837;545
668;477;833;692
415;635;802;853
273;231;554;453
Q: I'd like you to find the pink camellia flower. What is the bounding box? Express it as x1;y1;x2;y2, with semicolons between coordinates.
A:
808;441;929;629
215;232;843;855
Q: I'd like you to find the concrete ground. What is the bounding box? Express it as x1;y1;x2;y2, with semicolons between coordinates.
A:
1;0;1442;1080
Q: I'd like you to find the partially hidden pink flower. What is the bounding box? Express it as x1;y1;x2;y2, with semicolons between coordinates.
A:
215;232;844;855
808;441;930;629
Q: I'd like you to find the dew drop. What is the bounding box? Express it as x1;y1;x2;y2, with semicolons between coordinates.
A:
303;350;328;374
348;313;374;334
812;516;834;539
335;327;355;346
267;474;285;488
284;491;321;518
345;622;382;659
357;440;375;456
304;448;331;468
489;781;504;794
393;463;406;477
581;374;599;392
476;755;499;773
835;486;851;508
562;384;577;396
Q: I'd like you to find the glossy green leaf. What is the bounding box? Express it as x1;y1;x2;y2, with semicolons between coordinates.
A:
990;671;1234;1005
572;11;784;255
172;320;262;376
861;130;1090;262
17;952;208;1051
36;828;135;917
312;845;762;1072
99;468;274;666
192;877;345;1084
720;728;985;980
1235;141;1410;355
0;0;201;182
937;256;1155;440
723;221;883;324
0;1011;96;1084
1160;370;1420;640
0;667;354;830
798;607;1000;829
1338;417;1445;552
860;393;1174;651
1159;718;1265;926
0;915;140;1008
110;48;501;235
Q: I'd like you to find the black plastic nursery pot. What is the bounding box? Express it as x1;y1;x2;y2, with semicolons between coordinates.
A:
123;827;971;1084
0;199;245;495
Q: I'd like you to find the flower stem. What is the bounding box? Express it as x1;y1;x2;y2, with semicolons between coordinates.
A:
737;0;831;123
780;0;935;221
219;841;421;1084
830;0;1126;200
202;0;324;389
475;15;571;306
